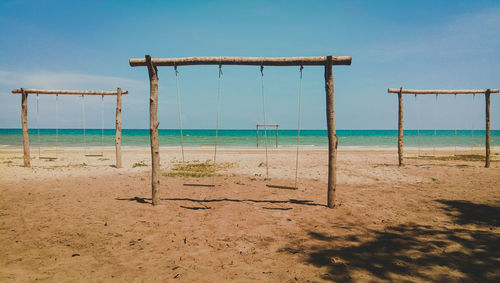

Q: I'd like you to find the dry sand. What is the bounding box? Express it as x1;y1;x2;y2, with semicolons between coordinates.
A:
1;147;499;282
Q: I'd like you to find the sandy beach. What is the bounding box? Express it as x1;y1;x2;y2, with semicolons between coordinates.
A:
1;147;499;282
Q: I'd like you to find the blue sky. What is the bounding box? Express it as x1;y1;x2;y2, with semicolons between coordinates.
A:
1;0;499;130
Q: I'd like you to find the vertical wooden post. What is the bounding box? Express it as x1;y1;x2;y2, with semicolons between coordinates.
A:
256;125;259;148
21;89;30;167
325;56;337;208
398;87;404;166
146;55;161;205
276;125;278;148
485;89;491;168
115;88;122;168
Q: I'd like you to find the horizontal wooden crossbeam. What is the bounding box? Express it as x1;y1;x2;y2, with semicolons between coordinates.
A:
388;88;498;95
12;89;128;95
129;56;352;67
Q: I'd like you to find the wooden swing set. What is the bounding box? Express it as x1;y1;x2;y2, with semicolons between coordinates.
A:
11;88;127;168
388;88;499;168
130;55;352;207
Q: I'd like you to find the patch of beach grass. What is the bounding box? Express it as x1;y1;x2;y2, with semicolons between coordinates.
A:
407;154;497;162
163;160;232;178
42;163;87;170
0;156;23;160
132;161;147;168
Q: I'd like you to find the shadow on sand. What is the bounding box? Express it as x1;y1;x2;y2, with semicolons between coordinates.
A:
437;199;500;227
279;200;500;282
116;196;325;208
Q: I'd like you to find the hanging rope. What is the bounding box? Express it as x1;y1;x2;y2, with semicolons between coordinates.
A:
294;65;303;188
454;94;457;156
174;65;185;164
471;94;475;154
213;64;223;185
81;95;86;156
36;93;41;158
433;94;438;156
101;95;105;155
174;65;190;187
415;94;420;157
260;65;269;178
55;94;59;158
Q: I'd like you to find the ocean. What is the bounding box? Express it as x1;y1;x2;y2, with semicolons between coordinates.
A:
0;129;498;149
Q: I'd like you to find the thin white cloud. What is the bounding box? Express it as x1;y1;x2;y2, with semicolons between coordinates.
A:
363;8;500;60
0;70;147;91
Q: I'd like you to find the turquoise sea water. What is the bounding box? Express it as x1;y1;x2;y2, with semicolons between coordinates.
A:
0;129;499;148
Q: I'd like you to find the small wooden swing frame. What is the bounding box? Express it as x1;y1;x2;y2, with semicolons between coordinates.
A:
388;88;499;168
12;88;128;168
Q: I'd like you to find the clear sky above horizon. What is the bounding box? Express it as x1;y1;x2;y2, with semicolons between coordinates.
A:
1;0;499;130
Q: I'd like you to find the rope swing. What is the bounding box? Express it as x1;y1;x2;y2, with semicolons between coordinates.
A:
433;94;438;157
81;95;87;155
212;64;222;185
81;95;105;157
454;94;457;156
260;65;269;179
174;65;185;164
414;94;421;157
294;65;304;189
55;94;59;159
100;95;105;155
35;93;58;160
471;94;475;155
175;64;218;188
36;93;41;158
263;66;303;191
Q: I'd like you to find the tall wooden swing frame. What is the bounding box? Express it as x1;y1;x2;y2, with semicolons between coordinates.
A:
130;55;352;207
388;88;499;168
12;88;128;168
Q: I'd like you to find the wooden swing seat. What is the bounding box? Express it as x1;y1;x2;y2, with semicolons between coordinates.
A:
183;183;215;187
266;184;298;190
39;156;57;160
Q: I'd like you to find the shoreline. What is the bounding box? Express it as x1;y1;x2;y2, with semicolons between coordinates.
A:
1;145;499;151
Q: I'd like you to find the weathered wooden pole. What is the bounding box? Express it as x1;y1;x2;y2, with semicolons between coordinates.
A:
21;89;30;167
325;56;337;208
130;56;352;67
146;55;161;205
115;88;123;168
485;89;491;168
398;87;404;166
